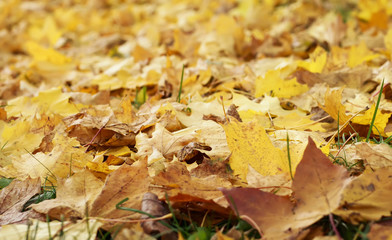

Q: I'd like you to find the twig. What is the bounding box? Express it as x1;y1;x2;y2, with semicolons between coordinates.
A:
84;119;109;152
329;213;342;240
334;133;357;159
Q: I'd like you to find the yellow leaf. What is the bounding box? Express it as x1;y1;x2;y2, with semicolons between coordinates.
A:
238;109;271;128
86;161;112;175
28;16;62;46
356;0;390;21
5;96;35;118
348;41;379;68
103;146;132;157
320;88;351;125
384;29;392;59
255;70;308;98
223;119;287;181
321;142;331;156
32;88;82;116
24;41;72;65
330;46;349;69
0;120;43;157
13;134;92;183
54;8;81;31
273;112;326;132
232;93;305;117
32;170;103;219
352;104;391;135
334;167;392;224
132;44;154;62
297;46;327;73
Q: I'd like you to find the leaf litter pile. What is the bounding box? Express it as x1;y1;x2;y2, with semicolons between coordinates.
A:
2;0;392;239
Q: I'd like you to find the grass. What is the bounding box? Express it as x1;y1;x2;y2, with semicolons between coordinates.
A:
315;215;371;240
329;80;388;170
0;177;13;189
15;80;390;240
23;177;56;211
321;81;389;238
366;79;384;142
132;86;147;109
177;64;185;103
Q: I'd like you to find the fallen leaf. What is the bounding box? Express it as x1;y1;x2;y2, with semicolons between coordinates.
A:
221;137;351;239
140;192;176;240
334;167;392;224
297;46;327;73
32;169;103;220
152;162;232;203
352;104;391;135
320;87;351;124
223;119;287;180
0;219;102;240
355;143;392;168
90;160;150;221
13;133;92;183
348;41;380;68
0;177;42;226
135;123;197;160
255;69;308;98
367;221;392;240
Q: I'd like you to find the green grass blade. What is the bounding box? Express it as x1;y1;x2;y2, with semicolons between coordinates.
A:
366;79;384;142
177;64;185;103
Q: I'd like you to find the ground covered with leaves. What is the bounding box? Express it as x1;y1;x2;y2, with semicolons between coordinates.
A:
1;0;392;239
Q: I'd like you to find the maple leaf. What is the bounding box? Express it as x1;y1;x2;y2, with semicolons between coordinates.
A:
223;119;288;180
4;0;392;238
12;134;92;183
221;138;351;239
89;160;150;221
297;46;327;73
347;41;380;68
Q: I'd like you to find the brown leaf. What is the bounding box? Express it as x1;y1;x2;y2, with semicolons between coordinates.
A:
90;160;150;220
177;142;211;164
334;167;392;224
221;137;351;239
32;170;103;220
152;162;232;206
140;192;176;240
136;123;197;160
367;220;392;240
0;177;42;226
355;143;392;169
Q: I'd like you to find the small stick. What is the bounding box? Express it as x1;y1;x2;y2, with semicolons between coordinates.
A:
329;213;342;240
326;108;367;147
334;133;357;159
84;119;109;152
